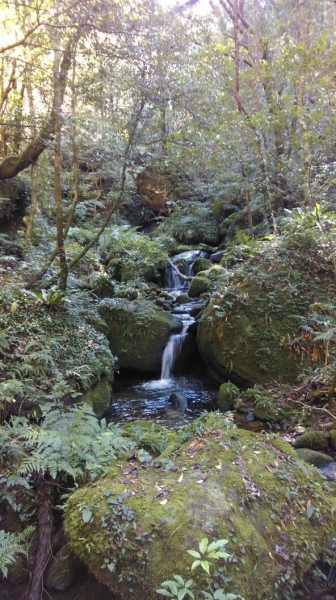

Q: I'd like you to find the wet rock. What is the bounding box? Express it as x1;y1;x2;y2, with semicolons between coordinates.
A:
210;251;224;264
189;304;205;317
193;257;212;274
329;429;336;451
217;382;240;413
98;298;182;373
188;276;210;298
175;294;192;304
318;462;336;481
293;431;330;451
168;392;188;409
295;448;333;468
45;544;84;591
82;378;112;418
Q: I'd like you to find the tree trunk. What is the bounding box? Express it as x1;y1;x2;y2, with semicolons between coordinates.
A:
298;0;312;206
53;20;67;290
64;58;80;239
233;0;244;113
0;34;79;181
27;478;55;600
25;59;38;244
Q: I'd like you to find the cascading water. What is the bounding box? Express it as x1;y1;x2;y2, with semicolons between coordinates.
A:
109;250;218;427
160;250;204;380
160;323;190;380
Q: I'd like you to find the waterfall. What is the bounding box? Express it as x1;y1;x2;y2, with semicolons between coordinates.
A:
160;326;188;380
160;250;205;380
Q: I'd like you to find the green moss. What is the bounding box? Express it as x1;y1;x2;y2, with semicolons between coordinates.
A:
98;298;182;372
188;276;210;298
193;257;212;274
197;283;311;384
293;431;330;451
64;414;335;600
295;448;333;467
217;382;240;412
329;430;336;450
82;379;112;418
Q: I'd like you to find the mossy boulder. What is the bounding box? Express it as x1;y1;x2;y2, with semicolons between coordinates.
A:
293;431;330;451
64;414;335;600
45;544;84;591
188;276;210;298
0;177;30;229
197;283;311;385
217;382;240;412
329;430;336;451
98;298;182;373
295;448;333;468
197;234;336;385
82;378;112;418
253;397;294;422
193;257;212;274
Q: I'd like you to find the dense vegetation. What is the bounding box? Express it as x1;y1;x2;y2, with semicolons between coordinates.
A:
1;0;336;598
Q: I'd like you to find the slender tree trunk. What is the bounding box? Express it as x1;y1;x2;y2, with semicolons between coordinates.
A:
242;163;253;237
53;22;68;290
34;97;146;285
27;478;55;600
298;0;311;206
64;58;80;239
233;0;243;113
25;61;38;244
253;0;260;112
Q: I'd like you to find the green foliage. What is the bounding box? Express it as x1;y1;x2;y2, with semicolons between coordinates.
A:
157;537;244;600
0;526;35;577
101;225;171;282
157;575;194;599
0;288;114;416
7;404;133;483
23;288;76;308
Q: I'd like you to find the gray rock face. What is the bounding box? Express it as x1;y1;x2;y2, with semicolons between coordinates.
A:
168;392;188;409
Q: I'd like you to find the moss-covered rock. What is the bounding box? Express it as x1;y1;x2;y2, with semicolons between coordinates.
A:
64;414;335;600
193;257;212;274
175;294;192;304
188;276;210;298
197;234;335;385
82;379;112;418
253;397;294;422
329;430;336;451
45;544;83;591
293;431;330;451
197;283;311;385
217;382;240;412
98;298;182;373
295;448;333;468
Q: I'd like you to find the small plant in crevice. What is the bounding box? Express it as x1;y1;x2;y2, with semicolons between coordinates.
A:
156;537;245;600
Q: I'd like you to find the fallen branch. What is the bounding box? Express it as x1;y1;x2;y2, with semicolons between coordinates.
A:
167;258;193;282
291;398;336;420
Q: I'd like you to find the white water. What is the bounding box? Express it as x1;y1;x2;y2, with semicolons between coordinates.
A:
160;250;203;380
160;324;189;380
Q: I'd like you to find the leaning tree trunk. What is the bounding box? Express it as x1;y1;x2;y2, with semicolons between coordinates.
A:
27;477;55;600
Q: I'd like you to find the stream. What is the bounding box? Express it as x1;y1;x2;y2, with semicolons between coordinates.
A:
107;250;218;428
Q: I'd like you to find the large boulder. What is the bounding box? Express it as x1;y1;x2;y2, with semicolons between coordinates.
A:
197;234;336;385
197;282;310;384
82;378;112;418
98;298;182;373
0;177;30;230
64;413;335;600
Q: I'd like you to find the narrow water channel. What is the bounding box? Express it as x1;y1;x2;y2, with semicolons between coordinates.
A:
108;250;218;428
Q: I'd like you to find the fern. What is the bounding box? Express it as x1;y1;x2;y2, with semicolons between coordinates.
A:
0;526;35;577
